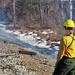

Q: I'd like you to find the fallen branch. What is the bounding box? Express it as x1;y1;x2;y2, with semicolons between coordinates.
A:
0;54;15;57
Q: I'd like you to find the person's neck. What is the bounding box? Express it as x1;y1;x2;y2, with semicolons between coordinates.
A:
66;33;73;36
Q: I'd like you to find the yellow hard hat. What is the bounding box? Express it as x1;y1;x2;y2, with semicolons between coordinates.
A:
64;19;75;28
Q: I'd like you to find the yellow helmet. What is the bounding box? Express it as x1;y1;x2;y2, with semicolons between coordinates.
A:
64;19;75;28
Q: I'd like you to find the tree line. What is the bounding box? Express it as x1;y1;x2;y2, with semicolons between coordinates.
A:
0;0;64;35
16;0;63;31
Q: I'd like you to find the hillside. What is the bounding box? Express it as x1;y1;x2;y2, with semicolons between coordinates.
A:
0;0;63;34
16;0;63;33
0;39;55;75
0;0;75;37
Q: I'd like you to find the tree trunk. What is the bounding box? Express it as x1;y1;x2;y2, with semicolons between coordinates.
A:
38;0;43;23
69;0;72;19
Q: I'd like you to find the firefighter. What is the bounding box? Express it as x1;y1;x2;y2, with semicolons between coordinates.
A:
53;19;75;75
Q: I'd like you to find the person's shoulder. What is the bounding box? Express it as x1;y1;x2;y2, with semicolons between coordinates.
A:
63;35;74;40
60;36;67;41
62;36;68;39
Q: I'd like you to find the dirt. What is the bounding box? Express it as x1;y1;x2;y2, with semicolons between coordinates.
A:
0;40;56;75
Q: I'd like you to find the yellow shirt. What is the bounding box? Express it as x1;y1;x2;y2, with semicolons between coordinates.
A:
57;34;75;63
